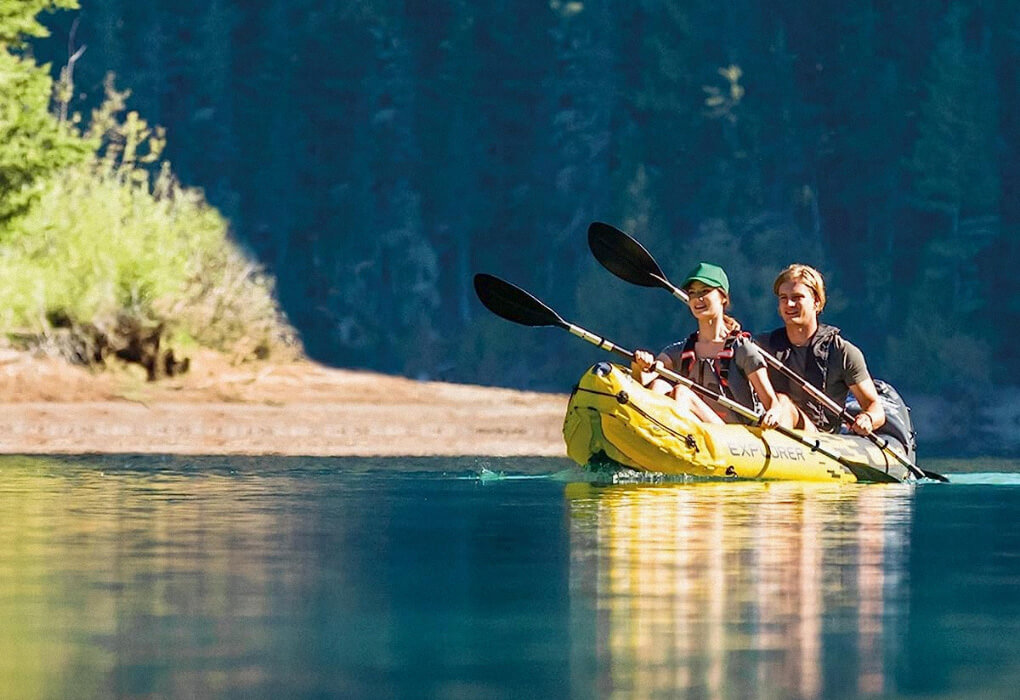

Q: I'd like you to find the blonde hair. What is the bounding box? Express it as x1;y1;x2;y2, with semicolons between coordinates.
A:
773;264;826;312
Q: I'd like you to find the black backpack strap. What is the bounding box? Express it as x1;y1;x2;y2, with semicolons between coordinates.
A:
813;325;841;393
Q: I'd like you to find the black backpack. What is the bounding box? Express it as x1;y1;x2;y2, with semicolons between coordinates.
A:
844;379;917;458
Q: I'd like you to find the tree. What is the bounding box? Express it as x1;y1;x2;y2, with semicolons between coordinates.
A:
887;3;1001;394
0;0;77;45
910;4;999;222
0;0;90;224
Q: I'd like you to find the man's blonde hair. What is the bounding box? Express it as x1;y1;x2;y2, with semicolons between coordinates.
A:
773;264;827;311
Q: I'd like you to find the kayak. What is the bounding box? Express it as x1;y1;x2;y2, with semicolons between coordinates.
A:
563;362;917;483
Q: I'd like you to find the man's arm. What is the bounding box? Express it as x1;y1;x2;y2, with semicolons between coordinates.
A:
848;378;886;435
839;338;885;435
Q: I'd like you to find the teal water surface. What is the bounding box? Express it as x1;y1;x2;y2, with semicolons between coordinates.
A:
0;455;1018;698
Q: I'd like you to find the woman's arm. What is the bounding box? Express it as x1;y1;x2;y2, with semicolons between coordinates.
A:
630;350;674;393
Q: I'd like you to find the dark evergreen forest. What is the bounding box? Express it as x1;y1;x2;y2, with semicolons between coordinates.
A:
34;1;1020;406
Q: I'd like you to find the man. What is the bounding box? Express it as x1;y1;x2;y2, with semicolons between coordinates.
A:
756;264;884;435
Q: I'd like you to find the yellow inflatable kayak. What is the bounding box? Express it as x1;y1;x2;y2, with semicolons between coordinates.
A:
563;363;916;483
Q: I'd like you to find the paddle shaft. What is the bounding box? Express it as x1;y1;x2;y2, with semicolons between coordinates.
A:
677;279;926;465
589;226;941;480
562;320;871;474
667;279;869;422
474;273;904;482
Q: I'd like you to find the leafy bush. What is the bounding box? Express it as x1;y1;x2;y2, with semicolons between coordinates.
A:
0;75;299;375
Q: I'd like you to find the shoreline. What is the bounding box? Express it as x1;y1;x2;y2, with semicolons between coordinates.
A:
0;352;569;457
5;352;1013;462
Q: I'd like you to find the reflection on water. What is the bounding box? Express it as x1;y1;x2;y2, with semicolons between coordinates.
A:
0;455;576;698
3;455;1018;698
566;481;914;699
0;457;328;697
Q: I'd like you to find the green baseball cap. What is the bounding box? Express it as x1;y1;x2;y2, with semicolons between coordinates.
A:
681;262;729;294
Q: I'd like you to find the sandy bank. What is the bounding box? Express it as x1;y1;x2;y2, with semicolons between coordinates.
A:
0;351;568;457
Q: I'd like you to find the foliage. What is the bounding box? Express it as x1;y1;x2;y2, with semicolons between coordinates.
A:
0;0;296;375
910;5;1000;218
0;0;77;46
0;0;89;224
26;0;1020;405
0;78;296;369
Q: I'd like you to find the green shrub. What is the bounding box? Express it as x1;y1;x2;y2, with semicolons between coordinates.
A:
0;76;299;374
0;0;90;224
0;2;298;375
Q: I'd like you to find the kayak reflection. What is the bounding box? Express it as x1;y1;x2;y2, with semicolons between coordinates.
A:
566;481;913;699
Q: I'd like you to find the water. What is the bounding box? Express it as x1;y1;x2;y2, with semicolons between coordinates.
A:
1;455;1018;699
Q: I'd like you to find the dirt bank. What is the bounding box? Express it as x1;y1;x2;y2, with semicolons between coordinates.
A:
0;350;568;457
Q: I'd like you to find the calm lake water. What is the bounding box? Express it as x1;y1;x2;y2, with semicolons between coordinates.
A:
1;455;1018;699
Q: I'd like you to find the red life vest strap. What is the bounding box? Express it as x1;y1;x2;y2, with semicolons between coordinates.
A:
678;330;747;393
716;330;748;389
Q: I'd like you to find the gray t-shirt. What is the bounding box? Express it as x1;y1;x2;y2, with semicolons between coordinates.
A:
756;325;871;431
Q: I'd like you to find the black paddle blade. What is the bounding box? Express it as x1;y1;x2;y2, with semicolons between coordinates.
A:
473;273;566;329
588;222;671;290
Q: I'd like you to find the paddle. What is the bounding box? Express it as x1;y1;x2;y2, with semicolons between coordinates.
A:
587;221;949;482
473;273;901;483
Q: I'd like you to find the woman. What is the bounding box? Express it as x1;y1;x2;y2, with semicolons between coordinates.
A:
631;262;784;428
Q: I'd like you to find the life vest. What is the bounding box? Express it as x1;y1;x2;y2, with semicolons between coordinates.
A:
676;329;749;400
665;329;763;422
760;323;841;431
